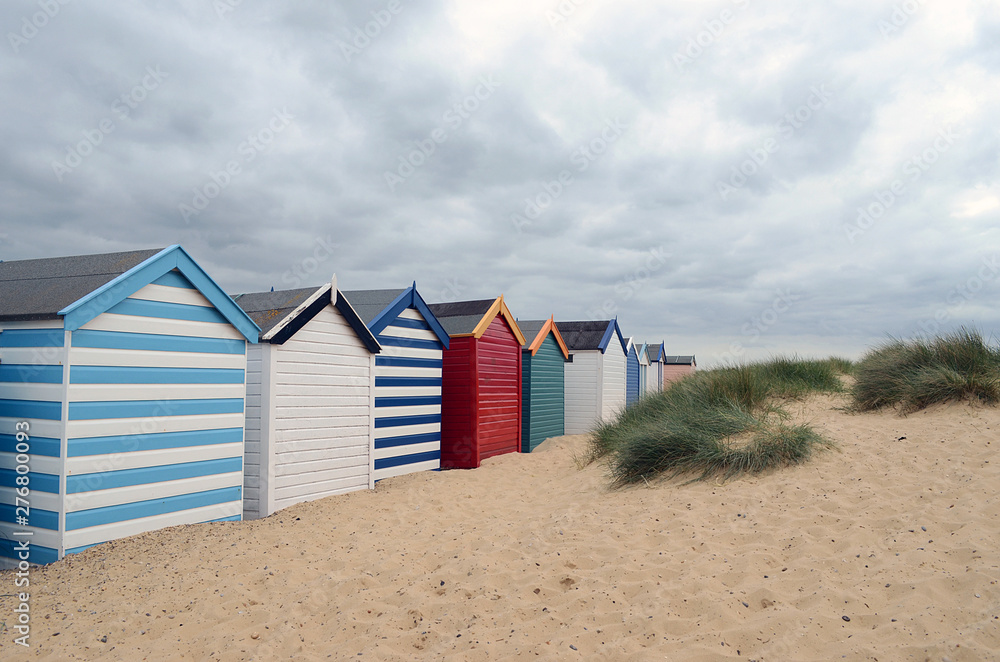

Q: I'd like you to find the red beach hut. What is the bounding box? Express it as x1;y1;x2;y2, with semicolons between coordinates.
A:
427;295;526;469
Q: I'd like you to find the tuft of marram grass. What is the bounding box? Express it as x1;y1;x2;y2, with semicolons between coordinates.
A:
851;327;1000;413
591;356;849;485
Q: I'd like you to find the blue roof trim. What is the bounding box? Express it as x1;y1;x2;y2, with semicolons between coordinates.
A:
58;245;260;342
366;285;450;350
597;319;628;355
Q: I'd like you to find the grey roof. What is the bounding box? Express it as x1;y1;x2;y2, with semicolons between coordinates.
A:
340;288;406;326
663;355;696;365
557;320;612;351
427;299;494;336
0;248;164;321
231;287;318;334
516;319;548;349
646;344;662;362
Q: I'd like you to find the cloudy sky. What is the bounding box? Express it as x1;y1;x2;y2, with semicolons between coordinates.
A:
2;1;998;366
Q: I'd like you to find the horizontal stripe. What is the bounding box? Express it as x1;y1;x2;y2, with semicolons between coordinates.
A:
374;440;438;460
0;541;58;564
79;312;245;340
374;386;440;398
0;503;58;530
70;365;245;384
378;327;441;342
131;283;210;306
0;484;59;512
374;413;441;428
377;345;442;360
65;471;241;513
153;270;196;289
374;421;440;439
68;427;243;457
374;356;443;369
384;317;432;331
69;383;245;403
66;442;242;475
0;433;60;457
65;485;241;530
374;430;441;449
69;347;246;370
0;364;63;384
0;399;62;420
0;329;64;348
374;449;440;470
374;395;441;408
206;514;241;523
67;457;242;493
0;469;59;493
0;382;63;402
72;330;246;355
373;404;440;419
68;398;243;420
67;412;245;440
376;336;443;350
109;297;229;324
396;307;425;321
62;500;242;550
375;376;442;388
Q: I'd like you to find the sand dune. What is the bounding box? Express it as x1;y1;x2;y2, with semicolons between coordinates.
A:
2;393;998;661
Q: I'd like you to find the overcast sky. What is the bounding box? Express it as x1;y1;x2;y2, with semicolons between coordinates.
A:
2;1;998;366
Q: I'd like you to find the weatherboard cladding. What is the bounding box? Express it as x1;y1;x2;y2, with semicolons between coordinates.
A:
341;287;448;481
237;286;377;519
626;342;640;406
0;254;255;566
521;333;565;453
433;300;522;469
560;320;628;434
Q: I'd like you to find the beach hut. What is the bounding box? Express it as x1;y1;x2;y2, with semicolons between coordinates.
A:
517;317;569;453
558;319;628;434
233;280;381;520
646;341;666;392
635;341;650;398
339;285;450;481
625;337;640;406
426;296;525;469
0;246;258;567
663;355;697;384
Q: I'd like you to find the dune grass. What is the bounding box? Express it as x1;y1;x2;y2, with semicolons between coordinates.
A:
591;356;849;486
851;327;1000;413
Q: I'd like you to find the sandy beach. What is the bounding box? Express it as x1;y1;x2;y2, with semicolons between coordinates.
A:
2;392;998;661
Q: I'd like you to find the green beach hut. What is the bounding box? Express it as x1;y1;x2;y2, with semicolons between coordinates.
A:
518;317;570;453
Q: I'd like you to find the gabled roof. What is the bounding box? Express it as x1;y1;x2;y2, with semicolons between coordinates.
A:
0;245;258;342
428;295;525;344
517;317;569;359
663;355;697;365
556;319;628;355
635;341;650;365
232;281;379;351
0;248;163;321
341;284;449;349
646;341;666;363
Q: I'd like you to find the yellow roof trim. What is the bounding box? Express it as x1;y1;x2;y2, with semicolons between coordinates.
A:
528;316;570;359
470;294;526;344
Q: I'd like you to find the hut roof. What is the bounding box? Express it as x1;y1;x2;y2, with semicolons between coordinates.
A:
428;296;525;344
0;248;163;321
663;355;697;365
557;319;627;354
517;317;569;358
339;288;407;326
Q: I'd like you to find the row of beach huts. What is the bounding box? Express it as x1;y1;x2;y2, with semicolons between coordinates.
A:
0;246;695;566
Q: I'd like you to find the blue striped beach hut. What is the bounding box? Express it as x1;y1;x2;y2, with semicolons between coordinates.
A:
341;285;450;481
0;246;258;567
625;337;640;406
233;278;381;519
